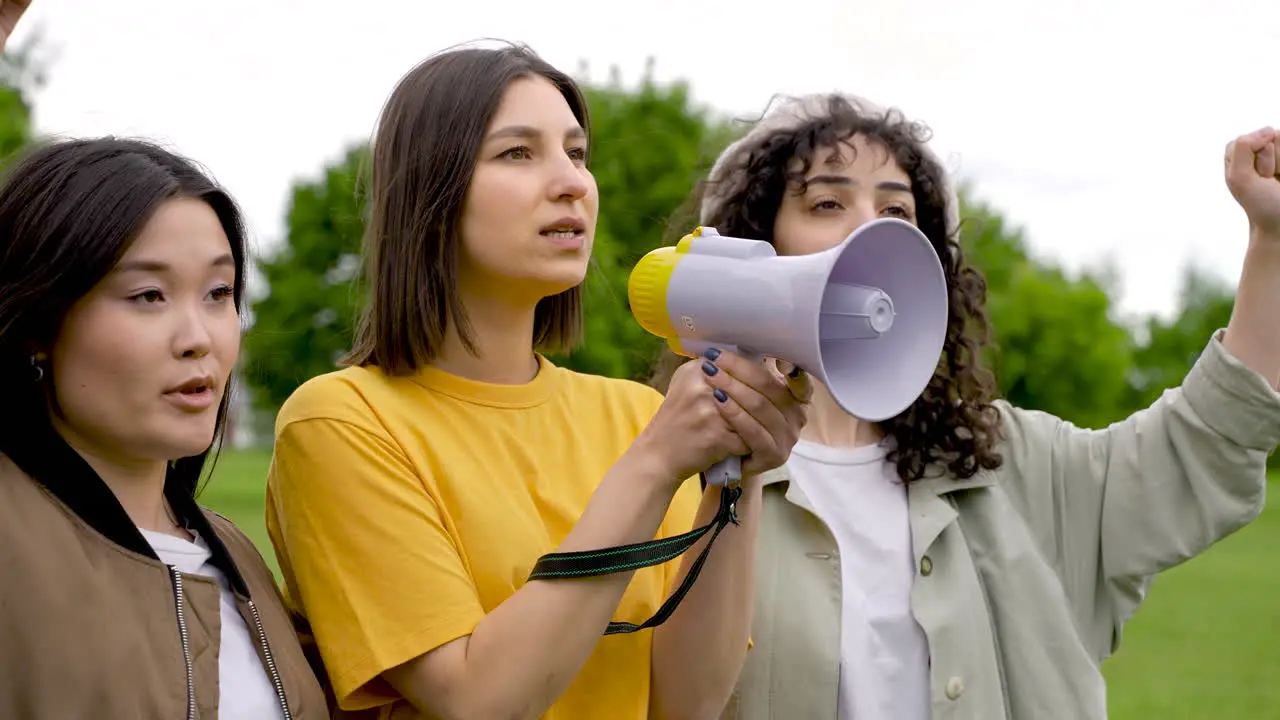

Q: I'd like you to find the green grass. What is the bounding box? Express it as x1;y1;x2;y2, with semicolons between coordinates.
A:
1099;480;1280;717
200;448;278;575
200;450;1280;718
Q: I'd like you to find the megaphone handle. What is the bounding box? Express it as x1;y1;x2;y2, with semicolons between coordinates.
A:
705;456;742;487
683;340;763;488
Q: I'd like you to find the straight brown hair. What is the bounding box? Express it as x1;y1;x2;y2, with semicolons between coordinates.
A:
344;41;591;375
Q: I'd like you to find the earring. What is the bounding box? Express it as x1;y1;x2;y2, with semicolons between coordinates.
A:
30;354;43;383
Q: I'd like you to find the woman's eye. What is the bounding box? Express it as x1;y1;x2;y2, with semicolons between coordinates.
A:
130;289;164;304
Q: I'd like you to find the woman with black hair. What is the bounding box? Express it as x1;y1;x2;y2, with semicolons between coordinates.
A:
0;134;328;719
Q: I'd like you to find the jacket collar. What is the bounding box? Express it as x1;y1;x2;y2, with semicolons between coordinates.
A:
759;462;994;492
759;460;995;511
760;459;995;561
761;458;996;557
1;421;252;598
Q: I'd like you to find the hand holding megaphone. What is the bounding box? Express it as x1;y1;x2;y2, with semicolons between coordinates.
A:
631;347;809;487
628;218;950;486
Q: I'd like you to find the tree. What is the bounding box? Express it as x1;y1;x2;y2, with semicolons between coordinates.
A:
243;67;1166;438
547;62;739;380
1127;264;1236;408
960;188;1136;429
241;146;368;417
0;29;45;165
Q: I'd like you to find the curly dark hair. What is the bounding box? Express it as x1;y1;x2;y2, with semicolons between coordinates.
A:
651;95;1004;483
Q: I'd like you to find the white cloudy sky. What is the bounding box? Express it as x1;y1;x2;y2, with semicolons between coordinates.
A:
15;0;1279;321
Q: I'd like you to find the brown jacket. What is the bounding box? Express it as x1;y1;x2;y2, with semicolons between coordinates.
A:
0;429;328;719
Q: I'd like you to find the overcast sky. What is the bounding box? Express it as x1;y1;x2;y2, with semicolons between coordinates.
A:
16;0;1279;321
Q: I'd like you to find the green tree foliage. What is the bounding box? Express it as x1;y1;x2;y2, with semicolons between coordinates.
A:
548;62;738;380
242;63;736;419
1127;266;1235;409
241;146;368;415
0;31;44;165
961;188;1136;429
240;64;1239;441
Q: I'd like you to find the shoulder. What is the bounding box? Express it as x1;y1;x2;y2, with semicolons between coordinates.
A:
201;508;264;559
554;365;665;414
201;506;247;536
275;365;394;433
990;398;1076;452
0;452;34;499
0;453;62;532
200;507;280;585
552;366;667;437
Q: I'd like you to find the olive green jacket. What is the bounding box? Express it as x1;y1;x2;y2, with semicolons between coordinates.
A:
724;331;1278;719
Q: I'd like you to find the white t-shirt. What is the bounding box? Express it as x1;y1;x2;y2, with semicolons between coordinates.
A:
140;528;285;720
786;439;932;720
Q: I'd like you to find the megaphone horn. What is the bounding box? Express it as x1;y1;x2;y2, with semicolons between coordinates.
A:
628;218;949;487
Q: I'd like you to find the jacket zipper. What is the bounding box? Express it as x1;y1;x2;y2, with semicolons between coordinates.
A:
167;566;197;720
248;599;294;720
169;569;293;720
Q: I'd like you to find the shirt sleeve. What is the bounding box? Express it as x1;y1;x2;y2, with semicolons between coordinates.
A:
995;329;1280;659
268;413;485;711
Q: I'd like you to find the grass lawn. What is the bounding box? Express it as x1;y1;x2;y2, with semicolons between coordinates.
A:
200;449;1280;718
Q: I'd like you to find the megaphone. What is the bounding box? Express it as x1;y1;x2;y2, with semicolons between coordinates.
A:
628;217;949;486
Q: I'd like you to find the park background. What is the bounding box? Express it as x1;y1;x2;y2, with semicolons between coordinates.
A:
7;1;1279;717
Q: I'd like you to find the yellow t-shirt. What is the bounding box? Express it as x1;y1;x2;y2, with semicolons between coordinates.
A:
265;355;703;718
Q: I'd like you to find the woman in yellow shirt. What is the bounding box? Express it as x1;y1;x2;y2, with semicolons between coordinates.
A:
265;42;809;720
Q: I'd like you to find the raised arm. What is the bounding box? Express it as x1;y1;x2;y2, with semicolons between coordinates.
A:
1221;126;1280;387
998;330;1280;651
995;127;1280;659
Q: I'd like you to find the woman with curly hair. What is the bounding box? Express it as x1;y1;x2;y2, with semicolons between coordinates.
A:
651;94;1280;719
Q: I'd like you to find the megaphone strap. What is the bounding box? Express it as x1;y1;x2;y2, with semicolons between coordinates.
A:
526;479;744;635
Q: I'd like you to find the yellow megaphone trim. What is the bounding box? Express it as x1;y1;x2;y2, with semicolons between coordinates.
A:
627;227;705;344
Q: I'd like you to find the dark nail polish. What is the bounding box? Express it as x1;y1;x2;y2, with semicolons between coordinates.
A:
702;360;719;376
703;348;721;361
714;388;728;403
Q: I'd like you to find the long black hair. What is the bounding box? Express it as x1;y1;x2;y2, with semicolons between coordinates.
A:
0;136;249;497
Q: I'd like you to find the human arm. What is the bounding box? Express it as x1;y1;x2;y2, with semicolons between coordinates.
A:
271;362;803;720
270;403;686;719
995;128;1280;658
384;354;805;720
649;355;810;720
1221;126;1280;387
381;444;684;720
998;333;1279;652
